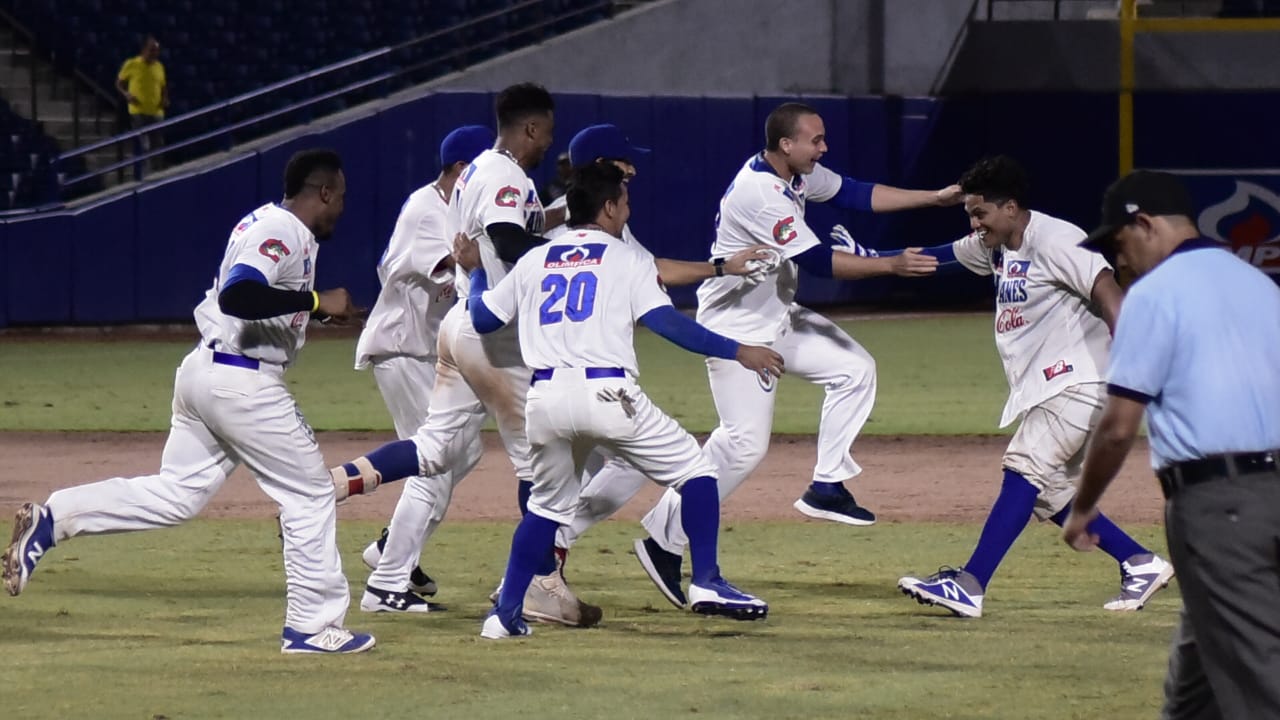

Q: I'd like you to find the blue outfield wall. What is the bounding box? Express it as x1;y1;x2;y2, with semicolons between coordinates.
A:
2;90;1277;326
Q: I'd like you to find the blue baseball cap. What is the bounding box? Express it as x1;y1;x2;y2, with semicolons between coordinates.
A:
440;125;494;167
568;124;650;167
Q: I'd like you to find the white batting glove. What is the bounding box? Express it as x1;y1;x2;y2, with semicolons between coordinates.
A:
742;248;782;285
830;224;878;257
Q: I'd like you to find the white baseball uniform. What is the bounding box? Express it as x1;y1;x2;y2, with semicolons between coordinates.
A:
478;227;716;524
353;181;486;592
44;202;349;634
403;149;544;531
950;212;1113;517
567;155;877;555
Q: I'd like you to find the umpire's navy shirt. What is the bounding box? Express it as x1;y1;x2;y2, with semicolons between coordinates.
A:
1107;240;1280;469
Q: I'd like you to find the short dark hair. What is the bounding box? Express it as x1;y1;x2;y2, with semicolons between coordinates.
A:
765;102;819;151
495;83;554;130
283;149;343;199
958;155;1029;207
566;162;626;227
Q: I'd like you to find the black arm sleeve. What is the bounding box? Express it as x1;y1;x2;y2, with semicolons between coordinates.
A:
218;281;315;320
487;222;546;264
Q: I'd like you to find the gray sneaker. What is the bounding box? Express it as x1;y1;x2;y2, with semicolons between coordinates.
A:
898;566;985;618
522;572;603;627
1104;553;1175;611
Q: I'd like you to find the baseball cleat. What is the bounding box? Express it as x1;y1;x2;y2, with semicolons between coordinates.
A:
1105;553;1175;611
360;586;443;614
480;610;532;640
3;503;55;597
633;537;687;608
361;527;438;596
688;577;768;620
793;484;877;526
281;626;376;654
898;566;984;618
522;571;603;627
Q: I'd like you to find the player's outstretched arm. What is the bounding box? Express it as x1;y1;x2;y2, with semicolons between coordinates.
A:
869;183;963;212
654;247;778;287
217;262;358;321
638;306;784;381
791;245;938;281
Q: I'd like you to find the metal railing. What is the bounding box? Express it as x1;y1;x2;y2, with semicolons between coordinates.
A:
979;0;1268;20
56;0;632;194
0;6;122;160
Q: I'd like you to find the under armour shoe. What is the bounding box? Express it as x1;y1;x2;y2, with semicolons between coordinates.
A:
793;485;877;526
360;527;438;596
633;537;687;608
3;503;55;597
1104;553;1175;611
281;626;376;654
360;585;442;614
898;567;985;618
522;571;603;627
688;577;769;620
480;609;532;640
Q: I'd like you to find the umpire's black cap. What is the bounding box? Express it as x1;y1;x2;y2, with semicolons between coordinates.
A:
1081;170;1197;252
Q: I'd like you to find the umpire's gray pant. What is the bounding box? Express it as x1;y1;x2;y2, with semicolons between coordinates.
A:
1161;471;1280;720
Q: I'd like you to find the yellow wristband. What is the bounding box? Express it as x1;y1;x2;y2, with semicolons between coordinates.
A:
310;291;320;313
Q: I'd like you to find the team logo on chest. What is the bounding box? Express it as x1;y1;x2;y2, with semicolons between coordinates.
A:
544;243;608;268
258;238;291;263
773;216;798;245
495;186;521;208
996;259;1030;304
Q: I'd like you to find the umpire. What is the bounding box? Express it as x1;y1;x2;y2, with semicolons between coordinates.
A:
1061;170;1280;719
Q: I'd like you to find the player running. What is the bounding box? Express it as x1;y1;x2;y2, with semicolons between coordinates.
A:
895;155;1174;618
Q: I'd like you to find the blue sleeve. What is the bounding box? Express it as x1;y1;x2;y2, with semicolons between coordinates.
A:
829;176;876;211
638;306;739;360
223;263;268;289
792;246;834;277
466;268;506;334
875;243;958;263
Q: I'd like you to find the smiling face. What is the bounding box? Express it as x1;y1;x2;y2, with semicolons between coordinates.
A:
963;193;1021;248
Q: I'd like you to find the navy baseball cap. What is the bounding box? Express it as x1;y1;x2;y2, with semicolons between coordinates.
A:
568;124;650;167
1081;170;1197;252
440;125;494;167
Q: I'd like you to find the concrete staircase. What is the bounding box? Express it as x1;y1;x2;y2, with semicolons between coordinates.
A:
0;22;126;196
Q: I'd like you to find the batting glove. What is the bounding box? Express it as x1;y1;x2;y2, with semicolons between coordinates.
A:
830;224;878;257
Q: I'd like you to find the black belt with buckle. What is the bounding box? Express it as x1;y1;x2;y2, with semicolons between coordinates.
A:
1157;451;1280;498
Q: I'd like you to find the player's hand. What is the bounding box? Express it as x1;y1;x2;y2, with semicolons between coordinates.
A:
735;344;785;383
315;287;363;325
452;232;481;272
829;225;878;257
1061;506;1100;552
889;248;938;277
724;246;780;282
935;184;964;206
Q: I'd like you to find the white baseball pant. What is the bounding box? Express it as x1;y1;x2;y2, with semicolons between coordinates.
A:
1003;382;1105;519
567;305;876;555
525;369;715;526
45;346;349;634
365;353;485;592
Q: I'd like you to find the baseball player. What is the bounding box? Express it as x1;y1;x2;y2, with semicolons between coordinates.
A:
352;126;494;612
460;162;778;638
896;155;1173;618
2;150;375;654
558;102;954;608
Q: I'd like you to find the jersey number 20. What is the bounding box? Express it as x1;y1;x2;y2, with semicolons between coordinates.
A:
539;272;597;325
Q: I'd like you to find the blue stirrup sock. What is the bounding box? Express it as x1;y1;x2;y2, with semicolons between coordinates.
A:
964;469;1038;589
679;476;722;585
362;440;420;483
1048;506;1148;562
515;479;557;575
495;513;561;624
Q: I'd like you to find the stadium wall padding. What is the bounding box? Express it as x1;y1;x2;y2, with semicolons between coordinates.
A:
2;90;1276;327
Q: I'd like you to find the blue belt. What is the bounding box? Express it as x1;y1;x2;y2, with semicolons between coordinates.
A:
530;367;624;385
207;341;260;370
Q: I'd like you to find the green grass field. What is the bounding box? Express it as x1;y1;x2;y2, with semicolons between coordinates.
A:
0;520;1176;720
0;314;1177;718
0;315;1009;434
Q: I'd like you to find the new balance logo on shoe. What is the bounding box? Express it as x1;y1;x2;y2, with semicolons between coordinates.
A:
1124;576;1149;595
26;543;45;568
941;582;961;602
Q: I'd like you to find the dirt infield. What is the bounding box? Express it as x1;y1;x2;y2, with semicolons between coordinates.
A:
0;431;1165;525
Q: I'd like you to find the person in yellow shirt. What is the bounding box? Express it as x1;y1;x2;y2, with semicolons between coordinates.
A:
117;35;168;170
